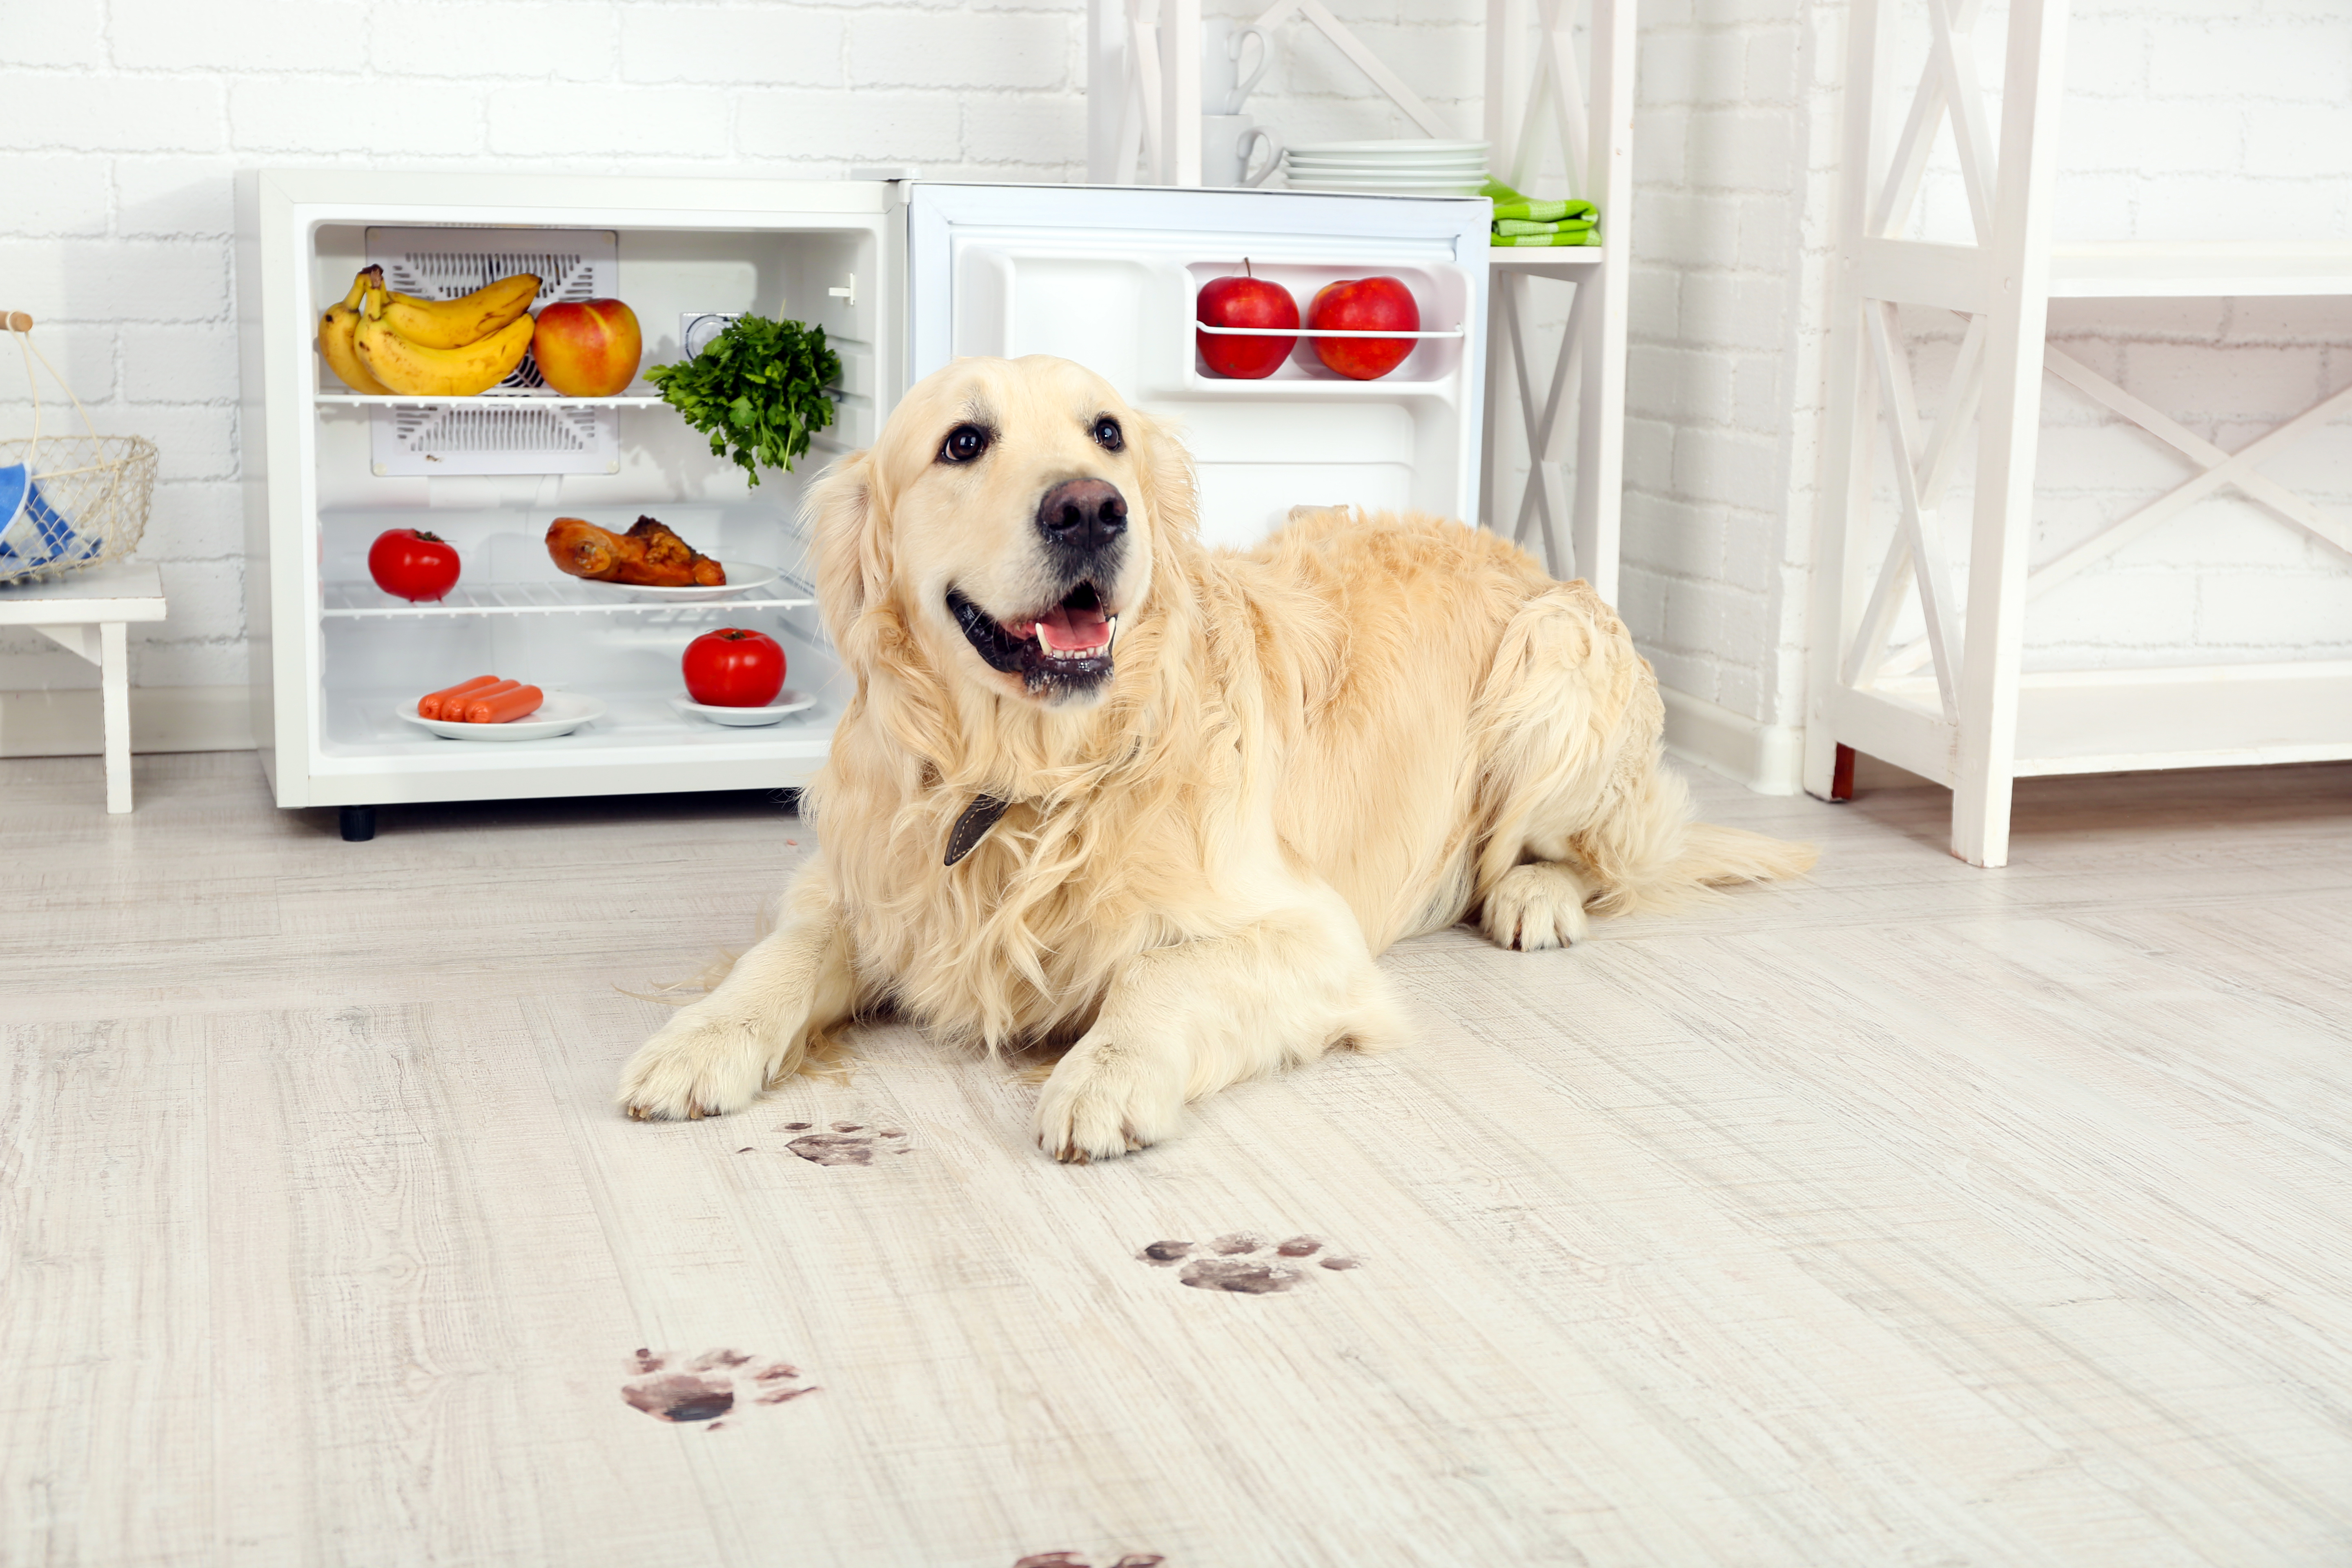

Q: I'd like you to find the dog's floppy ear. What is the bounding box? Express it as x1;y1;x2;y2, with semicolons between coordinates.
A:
1126;407;1199;544
803;448;889;659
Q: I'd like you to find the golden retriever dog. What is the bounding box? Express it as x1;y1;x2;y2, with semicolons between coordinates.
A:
617;355;1813;1160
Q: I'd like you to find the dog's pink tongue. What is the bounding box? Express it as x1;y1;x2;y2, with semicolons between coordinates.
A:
1036;603;1111;653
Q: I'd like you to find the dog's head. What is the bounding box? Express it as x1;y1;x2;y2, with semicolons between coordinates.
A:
805;355;1194;709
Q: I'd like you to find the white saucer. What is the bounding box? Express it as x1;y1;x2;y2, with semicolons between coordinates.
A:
670;690;817;727
399;690;605;740
1288;138;1490;155
581;561;782;602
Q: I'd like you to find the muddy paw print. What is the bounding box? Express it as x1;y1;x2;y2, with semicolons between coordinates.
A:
621;1348;820;1427
777;1120;913;1166
1136;1233;1360;1294
1014;1554;1164;1567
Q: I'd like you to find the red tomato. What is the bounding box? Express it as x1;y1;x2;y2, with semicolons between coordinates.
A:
684;627;786;707
368;528;461;602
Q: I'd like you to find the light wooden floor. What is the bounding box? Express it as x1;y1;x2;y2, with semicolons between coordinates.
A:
5;751;2352;1568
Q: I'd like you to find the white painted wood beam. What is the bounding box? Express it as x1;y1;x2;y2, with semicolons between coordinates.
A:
1868;302;1965;721
1950;0;2068;868
1255;0;1450;138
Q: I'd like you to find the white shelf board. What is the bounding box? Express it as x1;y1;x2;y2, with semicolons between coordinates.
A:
323;579;814;618
314;393;669;408
1488;245;1606;270
2047;242;2352;299
1868;662;2352;776
302;685;844;804
1180;364;1464;395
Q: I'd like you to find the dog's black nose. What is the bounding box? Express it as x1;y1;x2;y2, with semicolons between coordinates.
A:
1036;478;1128;553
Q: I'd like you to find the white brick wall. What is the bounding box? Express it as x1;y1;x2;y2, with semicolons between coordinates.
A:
1609;0;1814;723
4;0;2345;760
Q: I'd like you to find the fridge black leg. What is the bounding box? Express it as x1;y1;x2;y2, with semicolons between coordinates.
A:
339;805;377;842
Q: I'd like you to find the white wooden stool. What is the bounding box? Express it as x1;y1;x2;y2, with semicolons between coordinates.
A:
0;561;167;813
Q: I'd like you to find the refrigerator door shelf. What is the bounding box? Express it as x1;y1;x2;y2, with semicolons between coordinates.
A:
1195;323;1465;338
949;247;1474;398
1182;257;1472;392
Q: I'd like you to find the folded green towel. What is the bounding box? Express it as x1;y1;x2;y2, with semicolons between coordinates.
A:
1496;217;1596;236
1481;178;1599;238
1491;199;1596;224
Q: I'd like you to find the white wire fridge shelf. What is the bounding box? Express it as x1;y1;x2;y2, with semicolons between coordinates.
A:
321;578;814;618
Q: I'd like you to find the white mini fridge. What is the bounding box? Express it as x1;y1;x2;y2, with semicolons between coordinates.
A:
237;172;1489;836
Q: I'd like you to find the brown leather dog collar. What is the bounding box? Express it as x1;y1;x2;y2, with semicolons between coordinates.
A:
944;793;1011;866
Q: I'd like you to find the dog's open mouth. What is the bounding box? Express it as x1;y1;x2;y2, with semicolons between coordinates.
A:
948;582;1119;696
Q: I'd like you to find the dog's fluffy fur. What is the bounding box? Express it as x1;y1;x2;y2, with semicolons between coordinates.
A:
617;355;1814;1160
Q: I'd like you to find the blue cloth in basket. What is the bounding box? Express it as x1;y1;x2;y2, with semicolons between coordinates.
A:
0;461;100;570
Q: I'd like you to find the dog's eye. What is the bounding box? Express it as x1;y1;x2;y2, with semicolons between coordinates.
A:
939;424;991;464
1090;416;1124;453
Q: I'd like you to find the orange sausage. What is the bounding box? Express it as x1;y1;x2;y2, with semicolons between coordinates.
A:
463;683;543;724
419;674;500;719
447;679;519;722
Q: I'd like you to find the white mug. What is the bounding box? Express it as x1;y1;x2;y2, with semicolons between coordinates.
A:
1201;20;1271;115
1201;115;1282;188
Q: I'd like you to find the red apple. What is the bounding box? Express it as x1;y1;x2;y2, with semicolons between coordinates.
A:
1196;269;1299;379
532;299;642;396
1308;276;1419;381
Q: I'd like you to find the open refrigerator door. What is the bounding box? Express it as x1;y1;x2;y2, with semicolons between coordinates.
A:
908;183;1489;550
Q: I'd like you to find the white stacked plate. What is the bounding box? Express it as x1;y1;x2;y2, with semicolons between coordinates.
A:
1283;138;1489;196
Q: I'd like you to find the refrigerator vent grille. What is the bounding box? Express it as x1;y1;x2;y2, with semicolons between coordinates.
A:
389;403;603;455
364;227;621;474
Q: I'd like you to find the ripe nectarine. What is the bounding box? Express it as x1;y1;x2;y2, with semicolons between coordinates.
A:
532;299;642;397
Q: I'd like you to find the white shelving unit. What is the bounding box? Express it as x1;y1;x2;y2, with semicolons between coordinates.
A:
1479;0;1633;598
1804;0;2352;865
237;170;902;833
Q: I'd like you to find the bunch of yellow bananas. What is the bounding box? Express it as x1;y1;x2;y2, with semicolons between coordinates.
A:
317;265;541;397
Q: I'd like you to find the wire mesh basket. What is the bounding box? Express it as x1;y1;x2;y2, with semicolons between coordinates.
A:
1;312;158;586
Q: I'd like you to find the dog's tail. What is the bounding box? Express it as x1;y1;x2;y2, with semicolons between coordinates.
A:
1576;761;1818;919
1663;819;1818;898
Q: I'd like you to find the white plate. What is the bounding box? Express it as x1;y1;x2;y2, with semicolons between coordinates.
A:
1289;174;1486;184
1288;138;1489;155
1285;165;1487;176
670;690;818;727
1285;163;1488;176
578;561;782;602
1286;174;1490;187
1285;152;1488;165
399;690;605;741
1287;181;1488;196
1284;166;1488;178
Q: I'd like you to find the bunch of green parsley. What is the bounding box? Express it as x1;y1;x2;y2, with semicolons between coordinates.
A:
646;314;844;487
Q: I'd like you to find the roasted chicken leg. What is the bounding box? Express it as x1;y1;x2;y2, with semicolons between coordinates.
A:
545;515;726;588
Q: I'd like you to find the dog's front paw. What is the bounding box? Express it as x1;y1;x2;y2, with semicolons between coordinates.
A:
1480;862;1593;952
1034;1032;1187;1163
616;1004;778;1123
